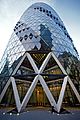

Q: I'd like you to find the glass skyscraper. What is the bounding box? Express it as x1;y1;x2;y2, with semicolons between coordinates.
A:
0;2;80;113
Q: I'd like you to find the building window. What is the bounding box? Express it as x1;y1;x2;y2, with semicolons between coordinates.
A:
46;10;48;13
43;9;45;12
23;29;25;31
47;14;49;16
49;11;51;14
14;29;16;31
50;14;52;18
19;30;21;33
29;33;33;39
54;16;55;19
16;23;18;26
58;23;60;26
21;23;24;26
26;27;30;30
61;25;63;28
67;35;69;38
16;32;18;35
18;21;20;24
56;18;58;20
64;33;66;35
40;7;42;10
19;37;23;42
24;35;28;40
34;35;38;38
40;9;42;12
15;27;18;29
64;27;66;30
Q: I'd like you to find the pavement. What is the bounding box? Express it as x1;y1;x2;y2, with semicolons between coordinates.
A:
0;109;80;120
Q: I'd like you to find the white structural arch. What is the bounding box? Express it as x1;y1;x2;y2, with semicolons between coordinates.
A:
0;52;80;113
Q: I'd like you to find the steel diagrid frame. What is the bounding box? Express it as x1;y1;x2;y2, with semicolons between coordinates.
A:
51;52;80;112
0;52;80;113
67;77;80;103
57;76;68;112
19;52;57;112
0;52;27;103
11;77;21;110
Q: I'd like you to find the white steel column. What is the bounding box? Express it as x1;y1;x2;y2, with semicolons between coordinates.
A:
39;52;52;73
0;79;11;103
11;77;21;112
12;52;27;75
57;76;68;112
26;52;38;73
68;77;80;103
0;52;27;103
19;75;39;112
39;75;57;111
51;52;67;75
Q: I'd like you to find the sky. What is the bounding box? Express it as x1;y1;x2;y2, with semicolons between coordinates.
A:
0;0;80;61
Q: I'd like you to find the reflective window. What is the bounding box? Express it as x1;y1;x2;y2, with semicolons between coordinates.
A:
20;36;23;42
24;35;28;40
29;33;33;39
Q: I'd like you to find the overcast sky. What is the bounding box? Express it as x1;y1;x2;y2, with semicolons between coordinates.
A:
0;0;80;61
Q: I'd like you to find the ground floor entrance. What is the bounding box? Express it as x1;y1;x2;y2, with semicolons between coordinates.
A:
0;79;79;108
28;85;50;107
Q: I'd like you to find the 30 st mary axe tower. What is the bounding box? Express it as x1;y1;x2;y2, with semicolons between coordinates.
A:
0;2;80;113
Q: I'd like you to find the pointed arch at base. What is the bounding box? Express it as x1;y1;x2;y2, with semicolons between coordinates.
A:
0;52;80;113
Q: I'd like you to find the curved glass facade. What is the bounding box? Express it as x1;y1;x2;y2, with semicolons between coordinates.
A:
0;2;80;108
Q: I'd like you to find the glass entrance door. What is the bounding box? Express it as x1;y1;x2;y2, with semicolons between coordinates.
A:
37;86;44;106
